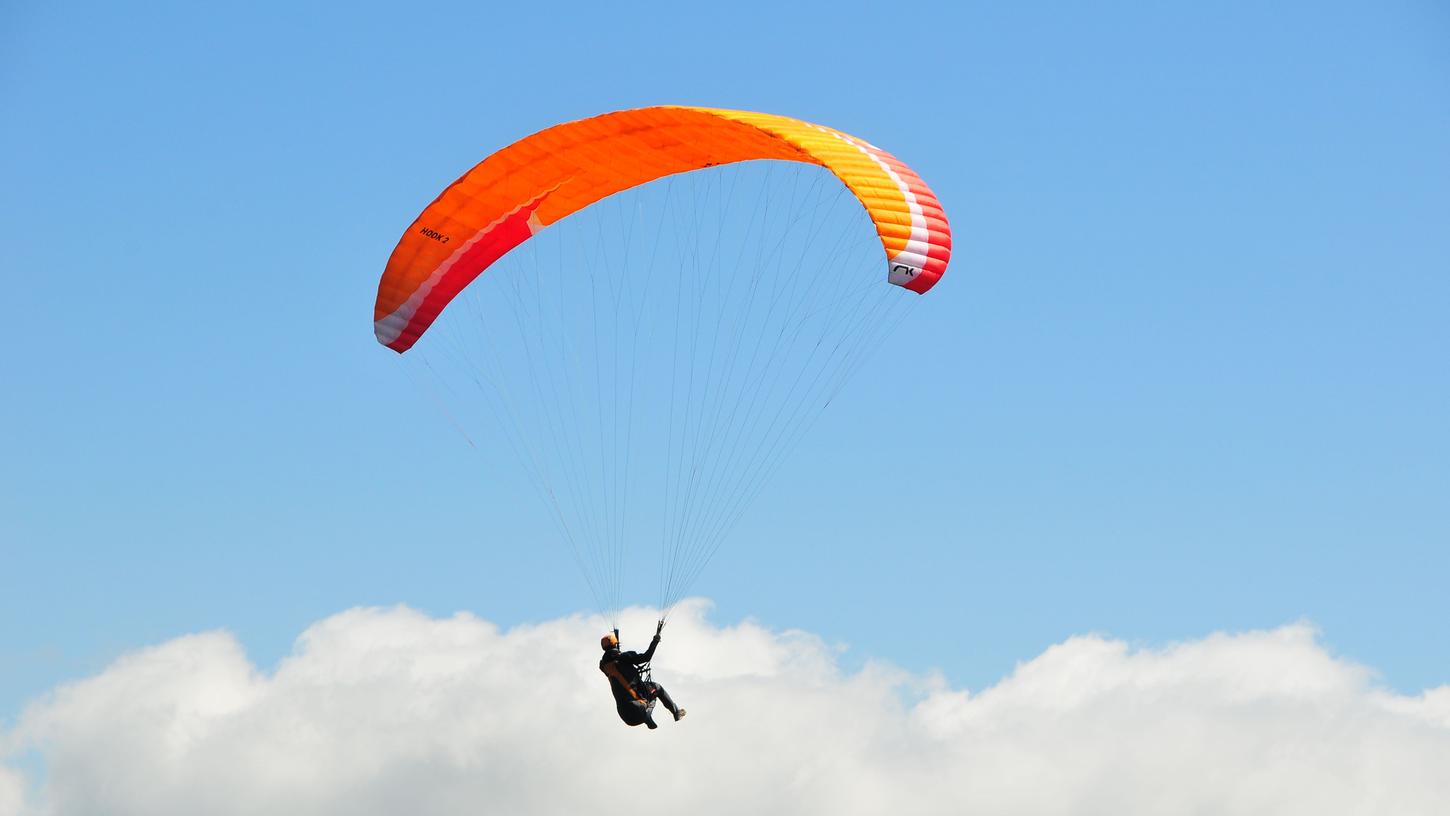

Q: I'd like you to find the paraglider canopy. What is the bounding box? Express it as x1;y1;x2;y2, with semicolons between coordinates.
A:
375;106;950;353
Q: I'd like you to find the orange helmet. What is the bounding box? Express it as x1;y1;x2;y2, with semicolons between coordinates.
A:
600;632;619;650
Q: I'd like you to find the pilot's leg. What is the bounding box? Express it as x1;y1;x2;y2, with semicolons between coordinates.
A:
650;683;684;720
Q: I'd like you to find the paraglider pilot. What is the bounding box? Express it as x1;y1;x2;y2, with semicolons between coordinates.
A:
600;620;686;729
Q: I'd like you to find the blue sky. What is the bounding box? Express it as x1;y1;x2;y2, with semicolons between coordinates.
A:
2;0;1447;726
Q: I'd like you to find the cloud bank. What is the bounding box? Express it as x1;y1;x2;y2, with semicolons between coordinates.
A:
2;602;1447;816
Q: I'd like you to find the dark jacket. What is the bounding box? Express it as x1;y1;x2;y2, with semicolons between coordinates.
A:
599;636;659;722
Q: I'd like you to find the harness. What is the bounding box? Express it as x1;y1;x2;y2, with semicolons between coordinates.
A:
605;628;654;700
602;624;666;725
614;627;655;684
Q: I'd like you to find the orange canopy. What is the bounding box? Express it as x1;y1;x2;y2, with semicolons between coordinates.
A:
375;106;951;352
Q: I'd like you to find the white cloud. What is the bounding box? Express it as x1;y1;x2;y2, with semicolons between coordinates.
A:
0;766;23;816
2;602;1447;816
